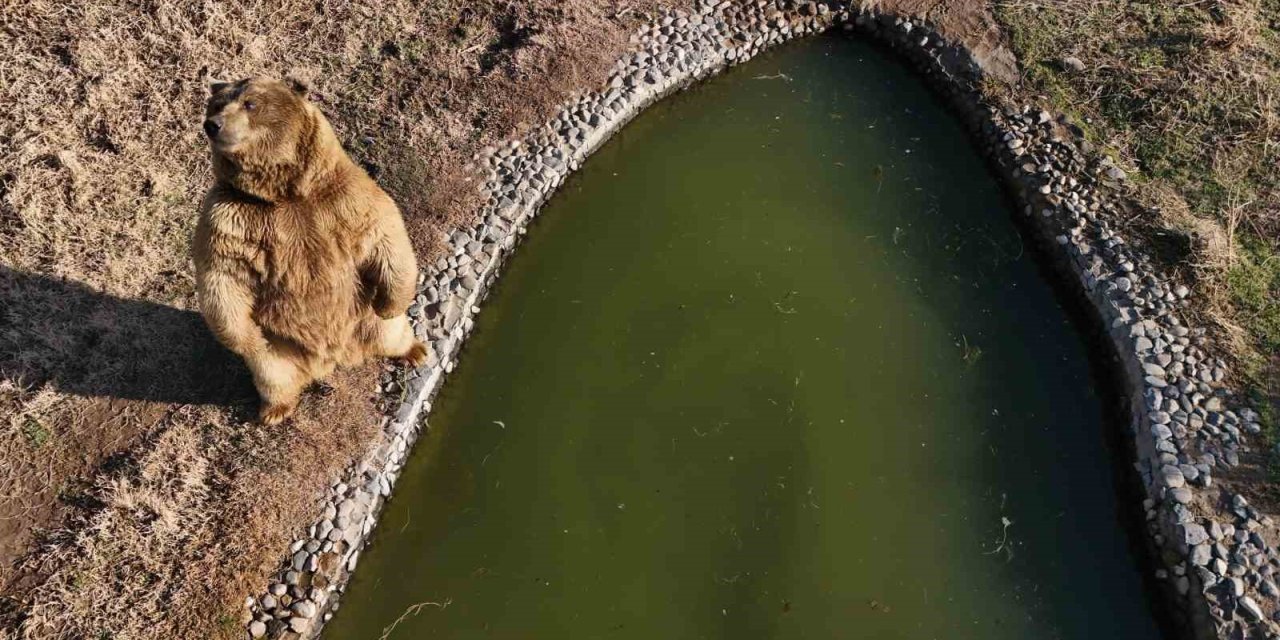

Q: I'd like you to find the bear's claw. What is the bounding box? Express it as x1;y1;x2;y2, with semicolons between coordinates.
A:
259;402;296;426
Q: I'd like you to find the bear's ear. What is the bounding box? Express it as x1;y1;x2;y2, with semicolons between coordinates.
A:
286;77;309;98
209;80;230;95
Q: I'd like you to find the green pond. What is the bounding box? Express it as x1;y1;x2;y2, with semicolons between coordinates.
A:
326;36;1164;640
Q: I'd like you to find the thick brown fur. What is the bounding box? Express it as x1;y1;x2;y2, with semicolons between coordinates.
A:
193;78;427;424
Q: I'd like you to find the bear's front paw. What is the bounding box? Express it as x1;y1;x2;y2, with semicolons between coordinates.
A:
403;341;429;368
259;401;297;426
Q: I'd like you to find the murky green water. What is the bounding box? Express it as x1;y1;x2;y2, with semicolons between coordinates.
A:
326;36;1162;640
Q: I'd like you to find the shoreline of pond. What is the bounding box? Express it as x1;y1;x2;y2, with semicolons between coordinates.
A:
241;4;1271;639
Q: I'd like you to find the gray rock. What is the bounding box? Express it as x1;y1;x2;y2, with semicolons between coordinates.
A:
1183;523;1210;546
1233;494;1250;514
1160;464;1186;489
248;620;267;638
292;599;318;619
1061;56;1086;73
336;498;357;526
1240;595;1265;621
1196;566;1218;589
1214;558;1229;576
1191;543;1212;566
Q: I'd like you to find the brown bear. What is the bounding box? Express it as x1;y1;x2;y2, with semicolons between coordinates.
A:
193;77;427;425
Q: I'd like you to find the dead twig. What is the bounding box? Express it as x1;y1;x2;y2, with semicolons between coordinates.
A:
379;599;453;640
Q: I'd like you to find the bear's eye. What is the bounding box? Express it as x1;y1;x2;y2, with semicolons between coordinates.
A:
243;100;256;112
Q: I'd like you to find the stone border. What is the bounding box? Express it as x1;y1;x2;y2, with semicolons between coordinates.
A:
242;2;1274;639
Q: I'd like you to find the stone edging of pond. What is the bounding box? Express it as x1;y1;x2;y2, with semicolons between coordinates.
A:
241;2;1274;638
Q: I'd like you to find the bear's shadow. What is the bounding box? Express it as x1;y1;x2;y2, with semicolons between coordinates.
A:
0;267;255;406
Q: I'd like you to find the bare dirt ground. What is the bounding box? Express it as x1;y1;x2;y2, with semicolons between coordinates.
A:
0;0;670;636
0;0;1274;638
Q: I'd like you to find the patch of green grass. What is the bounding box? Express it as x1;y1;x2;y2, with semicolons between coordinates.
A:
405;35;442;61
1227;236;1280;356
216;613;239;635
1230;237;1280;471
21;415;50;449
1252;382;1280;479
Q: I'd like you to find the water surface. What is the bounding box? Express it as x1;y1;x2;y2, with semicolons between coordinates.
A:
326;36;1162;640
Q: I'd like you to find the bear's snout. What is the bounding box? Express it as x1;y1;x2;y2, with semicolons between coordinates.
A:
203;119;221;139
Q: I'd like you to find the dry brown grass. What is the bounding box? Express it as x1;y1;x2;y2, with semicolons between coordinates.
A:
0;0;668;636
11;366;380;640
11;0;1266;635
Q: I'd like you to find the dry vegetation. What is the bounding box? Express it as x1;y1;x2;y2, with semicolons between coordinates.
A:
0;0;666;637
992;0;1279;427
0;0;1276;637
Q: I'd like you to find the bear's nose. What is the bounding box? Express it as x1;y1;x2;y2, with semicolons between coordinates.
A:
203;119;221;139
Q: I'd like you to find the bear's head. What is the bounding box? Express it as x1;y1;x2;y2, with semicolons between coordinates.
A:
204;77;343;201
204;77;308;155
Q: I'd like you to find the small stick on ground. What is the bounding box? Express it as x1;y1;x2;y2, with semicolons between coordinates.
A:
379;599;452;640
983;516;1014;561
